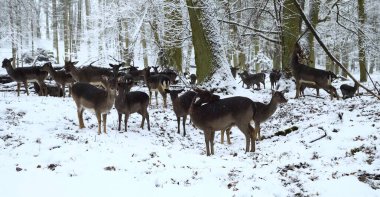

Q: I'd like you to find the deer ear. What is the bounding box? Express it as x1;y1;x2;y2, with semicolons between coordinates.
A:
73;61;79;65
109;64;114;68
121;62;126;66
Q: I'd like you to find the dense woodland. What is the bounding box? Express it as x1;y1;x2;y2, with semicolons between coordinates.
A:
1;0;379;89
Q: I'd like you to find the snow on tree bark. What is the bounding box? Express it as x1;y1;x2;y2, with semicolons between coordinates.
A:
186;0;237;93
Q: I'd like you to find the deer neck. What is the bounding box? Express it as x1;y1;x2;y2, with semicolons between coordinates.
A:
68;65;80;81
116;87;127;105
259;97;279;122
46;66;58;78
4;65;15;76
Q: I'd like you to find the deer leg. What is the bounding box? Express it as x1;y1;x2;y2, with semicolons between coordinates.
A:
118;113;122;131
68;85;72;97
163;91;167;108
95;112;101;134
149;90;152;105
155;91;158;106
210;131;215;155
249;124;256;152
77;108;85;129
182;116;187;136
124;113;129;132
176;116;180;134
140;112;145;129
204;131;211;156
146;111;150;131
17;83;21;96
62;84;66;97
221;129;225;144
226;127;231;145
295;80;301;98
23;81;30;96
102;114;107;134
255;121;261;141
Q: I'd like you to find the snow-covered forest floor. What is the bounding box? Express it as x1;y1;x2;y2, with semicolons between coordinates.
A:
0;69;379;196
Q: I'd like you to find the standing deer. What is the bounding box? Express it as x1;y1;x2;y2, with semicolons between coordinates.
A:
189;89;256;156
71;76;117;135
239;71;266;90
270;69;281;89
115;77;150;132
340;82;359;99
142;67;170;108
2;58;48;96
291;43;339;100
41;62;74;97
252;91;288;140
64;61;113;86
165;89;196;136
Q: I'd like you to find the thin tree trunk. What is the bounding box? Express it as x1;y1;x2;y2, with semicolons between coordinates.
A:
141;23;148;68
307;0;320;67
45;3;50;39
358;0;367;82
52;0;59;63
8;0;17;67
63;0;70;61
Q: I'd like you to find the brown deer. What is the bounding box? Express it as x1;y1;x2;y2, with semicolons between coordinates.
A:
270;69;281;89
2;58;48;96
41;62;74;97
115;77;150;132
291;43;339;100
252;91;288;140
71;76;117;135
189;89;256;156
33;82;63;97
239;71;266;90
340;82;359;99
142;67;170;108
64;61;113;86
165;89;196;136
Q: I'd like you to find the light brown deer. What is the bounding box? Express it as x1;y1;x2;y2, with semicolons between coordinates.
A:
41;62;74;97
189;89;256;156
64;61;113;86
2;58;48;96
71;76;117;135
291;43;339;100
252;91;287;140
165;89;196;136
115;77;150;132
142;67;170;108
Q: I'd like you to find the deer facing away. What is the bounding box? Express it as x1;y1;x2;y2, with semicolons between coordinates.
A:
71;76;117;134
189;89;256;156
115;77;150;132
143;67;170;108
2;58;48;96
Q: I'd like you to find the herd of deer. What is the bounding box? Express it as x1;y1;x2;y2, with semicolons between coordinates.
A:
1;43;360;156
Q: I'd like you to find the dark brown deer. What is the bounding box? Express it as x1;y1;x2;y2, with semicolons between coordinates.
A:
189;89;256;156
41;62;74;97
142;67;170;108
291;43;339;100
252;91;288;140
71;76;117;135
340;82;359;99
64;61;113;86
115;77;150;132
152;66;178;84
270;69;281;89
190;74;197;85
230;66;239;79
165;89;196;136
2;58;48;96
109;62;125;77
239;71;266;90
33;82;63;97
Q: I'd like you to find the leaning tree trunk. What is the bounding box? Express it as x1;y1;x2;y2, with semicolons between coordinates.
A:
186;0;236;92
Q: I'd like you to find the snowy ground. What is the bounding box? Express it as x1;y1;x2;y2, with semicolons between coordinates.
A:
0;72;379;196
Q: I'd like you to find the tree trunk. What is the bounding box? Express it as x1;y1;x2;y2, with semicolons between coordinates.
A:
307;0;320;67
358;0;367;82
282;0;302;72
52;0;59;64
75;0;83;58
141;23;148;68
63;0;71;61
186;0;236;91
45;3;50;39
